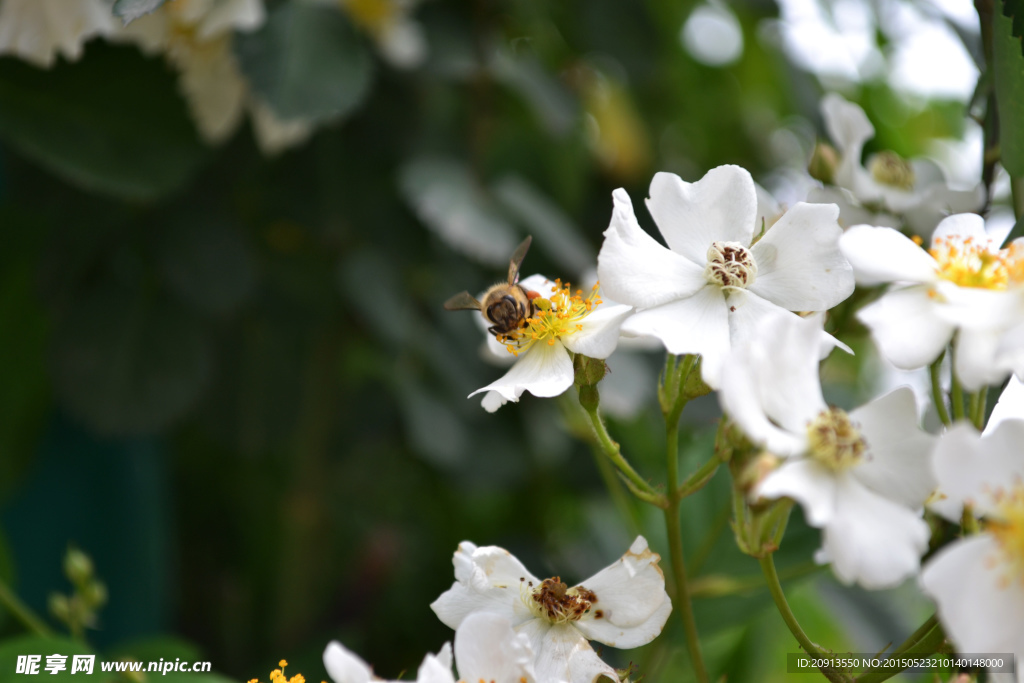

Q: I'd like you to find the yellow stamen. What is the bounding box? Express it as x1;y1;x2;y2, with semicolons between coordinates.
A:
497;282;603;355
929;234;1024;290
805;407;866;471
985;484;1024;589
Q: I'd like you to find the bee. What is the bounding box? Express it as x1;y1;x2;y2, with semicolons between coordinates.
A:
444;236;540;338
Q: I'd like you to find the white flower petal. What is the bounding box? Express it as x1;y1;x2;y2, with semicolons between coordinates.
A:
468;341;573;405
931;212;990;246
572;536;671;649
480;390;508;413
954;325;1014;392
806;187;901;230
455;613;536;683
620;285;730;386
416;648;456;683
857;285;954;369
817;474;929;589
175;36;248;144
839;225;938;286
921;535;1024;655
932;281;1021;331
987;375;1024;434
431;542;539;630
849;387;937;508
755;459;838;527
521;622;615;683
197;0;265;39
0;0;113;68
561;304;633;359
748;202;854;311
597;188;707;308
719;349;808;455
250;99;313;156
323;642;373;683
822;93;874;158
931;420;1024;521
377;18;428;69
645;166;757;265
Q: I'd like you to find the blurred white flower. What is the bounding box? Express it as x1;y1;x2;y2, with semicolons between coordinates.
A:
840;215;1024;391
596;165;854;387
324;613;536;683
720;312;935;589
0;0;114;68
988;375;1024;433
819;93;983;235
470;274;631;412
337;0;426;69
118;0;312;152
921;420;1024;683
431;536;671;683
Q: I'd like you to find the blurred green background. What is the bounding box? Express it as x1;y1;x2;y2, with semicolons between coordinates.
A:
0;0;994;681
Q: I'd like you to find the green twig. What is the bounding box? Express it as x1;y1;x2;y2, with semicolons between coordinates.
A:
0;578;54;638
969;389;988;431
929;355;951;427
855;621;946;683
583;405;664;505
950;360;965;421
677;455;720;498
890;615;938;656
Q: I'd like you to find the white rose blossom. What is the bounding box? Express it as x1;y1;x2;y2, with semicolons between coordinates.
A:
595;165;854;388
719;312;936;589
813;93;983;235
324;612;537;683
469;274;632;412
430;536;671;683
840;214;1024;391
0;0;114;68
117;0;312;153
921;418;1024;683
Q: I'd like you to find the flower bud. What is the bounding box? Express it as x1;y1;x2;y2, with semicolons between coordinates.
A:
808;142;838;184
681;359;711;400
578;384;600;413
48;593;71;623
64;548;94;586
573;354;608;387
82;580;108;609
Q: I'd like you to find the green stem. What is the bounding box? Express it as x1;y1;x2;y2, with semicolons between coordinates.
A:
584;405;664;504
1012;176;1024;222
929;355;951;427
0;578;54;638
970;389;988;431
889;615;938;656
950;363;965;421
677;455;720;498
664;415;709;683
855;622;946;683
758;555;846;683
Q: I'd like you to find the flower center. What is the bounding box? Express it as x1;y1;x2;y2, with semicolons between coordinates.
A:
523;576;597;624
985;484;1024;589
805;407;866;471
929;235;1024;290
499;281;602;356
869;151;915;190
704;241;757;289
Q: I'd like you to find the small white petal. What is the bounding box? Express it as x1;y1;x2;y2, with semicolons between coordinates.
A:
175;36;248;144
431;543;539;630
931;212;991;246
821;93;874;158
839;225;938;286
455;613;536;683
748;202;854;311
857;285;954;369
377;18;428;69
817;474;929;590
954;325;1014;392
921;535;1024;655
987;375;1024;434
719;350;808;455
597;188;707;308
755;459;838;527
250;99;313;156
621;285;730;386
931;420;1024;521
644;166;757;265
468;341;574;405
480;390;508;413
572;536;672;649
0;0;113;68
849;387;937;508
323;642;373;683
561;304;633;359
416;649;456;683
519;621;615;683
197;0;265;39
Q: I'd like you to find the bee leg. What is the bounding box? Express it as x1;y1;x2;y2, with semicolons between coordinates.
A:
487;325;501;338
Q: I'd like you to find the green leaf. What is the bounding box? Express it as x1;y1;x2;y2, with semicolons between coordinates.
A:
995;8;1024;176
51;283;211;436
112;0;167;24
1003;0;1024;56
0;43;208;201
235;3;372;125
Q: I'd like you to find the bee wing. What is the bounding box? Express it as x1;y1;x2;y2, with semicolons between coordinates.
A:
507;235;533;285
443;291;483;311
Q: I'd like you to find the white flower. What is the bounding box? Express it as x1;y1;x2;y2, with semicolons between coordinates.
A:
324;613;537;683
719;312;936;589
0;0;114;68
921;420;1024;683
840;214;1024;391
469;274;632;412
988;375;1024;433
820;93;983;235
595;165;854;387
430;536;671;683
